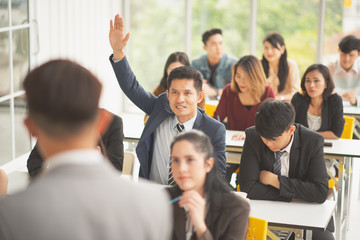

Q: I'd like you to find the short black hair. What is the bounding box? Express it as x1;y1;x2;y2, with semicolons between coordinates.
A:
300;64;335;100
202;28;222;45
23;59;102;138
167;66;203;94
339;35;360;53
255;99;295;140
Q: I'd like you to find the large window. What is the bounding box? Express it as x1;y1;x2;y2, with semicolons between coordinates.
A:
0;0;31;166
257;0;319;76
128;0;185;92
191;0;250;59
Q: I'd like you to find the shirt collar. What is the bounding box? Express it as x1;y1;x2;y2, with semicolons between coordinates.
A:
172;112;197;132
45;149;104;172
334;57;360;75
280;134;294;153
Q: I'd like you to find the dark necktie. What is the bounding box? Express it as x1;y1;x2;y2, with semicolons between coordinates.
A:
168;123;185;185
274;151;285;175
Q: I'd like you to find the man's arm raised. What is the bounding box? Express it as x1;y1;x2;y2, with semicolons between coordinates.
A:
109;14;130;61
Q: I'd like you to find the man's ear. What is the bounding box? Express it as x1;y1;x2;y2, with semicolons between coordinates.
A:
197;91;204;104
24;117;37;137
97;109;113;136
166;90;169;99
289;125;296;135
203;45;207;51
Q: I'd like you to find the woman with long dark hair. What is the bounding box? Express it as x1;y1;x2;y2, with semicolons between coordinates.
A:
291;64;344;139
262;32;300;101
167;130;249;240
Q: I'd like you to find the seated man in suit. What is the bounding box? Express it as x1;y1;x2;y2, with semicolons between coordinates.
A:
0;59;171;240
108;14;226;184
237;99;332;239
27;109;124;178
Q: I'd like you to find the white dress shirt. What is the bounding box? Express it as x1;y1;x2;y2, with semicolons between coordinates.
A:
274;134;294;177
149;114;197;184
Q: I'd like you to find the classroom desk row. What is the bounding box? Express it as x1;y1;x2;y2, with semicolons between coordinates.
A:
225;131;360;240
123;116;359;240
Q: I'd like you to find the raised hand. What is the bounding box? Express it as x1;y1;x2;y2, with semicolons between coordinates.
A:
109;14;130;60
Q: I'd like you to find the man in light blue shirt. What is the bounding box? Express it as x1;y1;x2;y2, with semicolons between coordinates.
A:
191;28;237;99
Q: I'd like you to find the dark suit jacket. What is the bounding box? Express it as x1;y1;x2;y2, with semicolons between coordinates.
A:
237;124;329;203
291;92;344;137
27;113;124;178
167;186;250;240
109;55;226;178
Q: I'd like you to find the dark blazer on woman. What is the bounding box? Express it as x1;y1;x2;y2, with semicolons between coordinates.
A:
167;186;250;240
27;113;124;178
291;92;345;137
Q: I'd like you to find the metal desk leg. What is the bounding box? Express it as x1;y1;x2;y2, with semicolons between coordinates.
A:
344;157;352;232
293;229;304;240
305;230;312;240
336;157;345;240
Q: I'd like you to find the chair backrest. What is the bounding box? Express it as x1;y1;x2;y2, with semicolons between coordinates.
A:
245;216;268;240
341;116;355;139
123;151;140;182
205;103;217;118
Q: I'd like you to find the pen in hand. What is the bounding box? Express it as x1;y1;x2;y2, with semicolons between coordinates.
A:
169;196;181;204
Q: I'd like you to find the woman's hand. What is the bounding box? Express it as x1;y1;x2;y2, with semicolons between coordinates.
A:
179;190;207;238
231;132;246;140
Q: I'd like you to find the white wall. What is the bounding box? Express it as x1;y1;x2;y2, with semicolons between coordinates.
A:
32;0;124;114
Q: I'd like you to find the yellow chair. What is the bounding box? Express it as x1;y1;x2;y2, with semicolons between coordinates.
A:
327;116;355;198
205;103;217;118
341;116;355;139
245;216;268;240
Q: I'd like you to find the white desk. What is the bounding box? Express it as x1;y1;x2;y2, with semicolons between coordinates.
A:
250;199;336;240
122;115;359;239
323;139;360;240
223;132;360;240
343;106;360;117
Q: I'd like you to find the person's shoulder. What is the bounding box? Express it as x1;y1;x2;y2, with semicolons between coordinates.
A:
191;54;207;66
264;85;275;96
296;123;323;142
287;58;298;66
291;92;305;102
223;83;232;92
244;126;257;138
328;92;342;101
152;85;167;96
223;53;238;62
199;109;226;130
326;93;343;108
